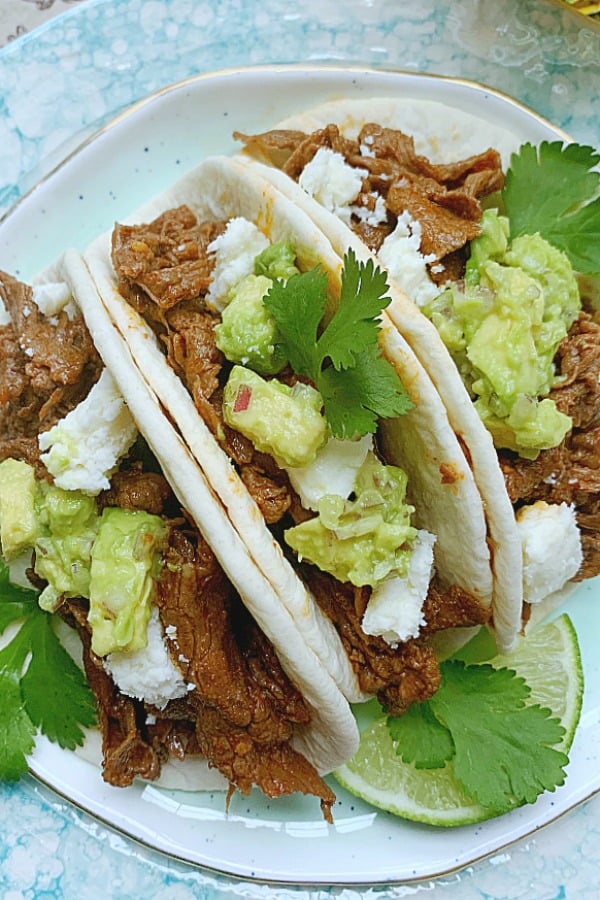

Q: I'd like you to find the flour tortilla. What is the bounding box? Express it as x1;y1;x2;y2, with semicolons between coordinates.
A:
40;249;361;786
234;98;526;652
82;154;499;697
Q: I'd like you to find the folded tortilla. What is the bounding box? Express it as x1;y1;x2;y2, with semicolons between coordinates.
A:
1;254;361;803
81;154;510;708
232;98;563;651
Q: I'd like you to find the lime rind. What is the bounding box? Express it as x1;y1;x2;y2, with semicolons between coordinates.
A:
334;719;493;827
333;614;583;826
491;613;583;753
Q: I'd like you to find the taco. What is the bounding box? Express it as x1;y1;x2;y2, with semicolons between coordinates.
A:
0;255;362;819
81;153;514;727
233;97;598;631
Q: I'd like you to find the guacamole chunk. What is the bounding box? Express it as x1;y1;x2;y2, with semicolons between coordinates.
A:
0;459;39;560
214;274;288;375
34;482;100;612
223;365;327;468
88;507;167;657
425;211;581;458
254;241;300;281
285;452;417;587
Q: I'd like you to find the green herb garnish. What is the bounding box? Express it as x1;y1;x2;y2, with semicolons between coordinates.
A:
503;141;600;274
263;249;413;438
387;659;567;813
0;559;97;780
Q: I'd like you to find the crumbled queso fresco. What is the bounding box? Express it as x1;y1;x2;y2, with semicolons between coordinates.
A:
206;217;269;313
361;529;436;645
32;280;78;319
298;148;441;306
378;212;440;308
517;501;582;604
103;606;194;709
285;433;373;512
38;367;138;495
298;147;367;226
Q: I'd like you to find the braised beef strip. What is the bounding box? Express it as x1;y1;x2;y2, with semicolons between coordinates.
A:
157;527;334;819
1;270;335;819
0;271;102;473
233;124;504;280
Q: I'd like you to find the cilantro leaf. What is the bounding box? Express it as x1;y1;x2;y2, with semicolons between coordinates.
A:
264;251;413;438
0;558;97;777
320;345;414;439
503;141;600;274
429;661;567;812
264;267;328;383
21;614;97;749
542;201;600;276
387;701;454;769
0;670;36;780
317;251;391;370
0;558;39;632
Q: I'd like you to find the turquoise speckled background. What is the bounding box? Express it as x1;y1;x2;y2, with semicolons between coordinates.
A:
0;1;599;897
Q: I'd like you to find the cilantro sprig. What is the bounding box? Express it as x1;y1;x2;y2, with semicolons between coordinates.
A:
387;659;567;813
263;249;413;439
503;141;600;274
0;559;97;780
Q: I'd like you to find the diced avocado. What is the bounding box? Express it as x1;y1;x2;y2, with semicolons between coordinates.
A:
0;459;39;560
505;232;581;332
214;274;288;375
87;507;167;657
465;208;509;285
34;483;99;612
222;365;327;468
476;394;572;457
254;241;300;281
285;451;417;587
424;215;581;457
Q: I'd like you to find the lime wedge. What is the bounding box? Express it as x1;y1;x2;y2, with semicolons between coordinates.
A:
333;614;583;826
491;614;583;753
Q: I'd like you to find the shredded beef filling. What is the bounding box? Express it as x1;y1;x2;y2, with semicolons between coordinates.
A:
235;125;599;584
0;271;102;473
58;596;167;786
53;465;334;817
305;568;490;716
111;206;226;311
112;208;298;525
233;124;504;279
157;527;334;820
500;312;600;581
110;208;493;719
3;270;334;819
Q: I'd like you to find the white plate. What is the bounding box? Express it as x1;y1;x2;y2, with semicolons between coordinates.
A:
1;65;598;886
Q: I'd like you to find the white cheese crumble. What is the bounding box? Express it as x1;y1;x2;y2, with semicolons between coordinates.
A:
32;281;78;319
285;434;373;511
299;147;367;226
378;211;440;307
350;194;388;227
38;368;138;495
205;217;269;313
517;501;583;604
362;529;436;645
104;606;192;710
